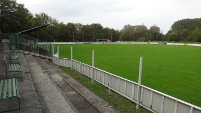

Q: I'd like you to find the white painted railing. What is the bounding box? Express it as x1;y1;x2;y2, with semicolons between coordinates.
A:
53;55;201;113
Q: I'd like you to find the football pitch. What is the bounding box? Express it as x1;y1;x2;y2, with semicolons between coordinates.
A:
58;44;201;107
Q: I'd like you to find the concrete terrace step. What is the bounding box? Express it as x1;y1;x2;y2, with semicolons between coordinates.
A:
34;56;120;113
25;55;75;113
34;57;99;113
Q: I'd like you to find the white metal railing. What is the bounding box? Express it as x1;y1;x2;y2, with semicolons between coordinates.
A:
53;55;201;113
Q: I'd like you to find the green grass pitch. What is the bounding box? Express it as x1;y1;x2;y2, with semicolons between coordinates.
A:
58;44;201;107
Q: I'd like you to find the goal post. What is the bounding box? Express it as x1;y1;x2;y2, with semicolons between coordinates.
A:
96;39;111;44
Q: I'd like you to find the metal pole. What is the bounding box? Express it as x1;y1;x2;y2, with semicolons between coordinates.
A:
91;50;94;83
73;32;74;43
37;39;39;54
57;45;59;58
71;47;73;70
52;44;54;57
136;57;143;110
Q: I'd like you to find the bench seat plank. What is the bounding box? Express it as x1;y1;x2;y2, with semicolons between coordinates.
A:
15;79;20;98
8;64;20;72
13;78;16;97
0;80;3;99
0;78;20;112
8;79;12;98
4;53;22;79
0;79;20;99
3;79;7;99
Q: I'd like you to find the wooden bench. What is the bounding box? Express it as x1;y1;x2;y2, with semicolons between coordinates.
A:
3;56;22;80
0;78;20;112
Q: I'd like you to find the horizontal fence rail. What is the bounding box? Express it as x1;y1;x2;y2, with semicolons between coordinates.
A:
53;55;201;113
39;42;201;46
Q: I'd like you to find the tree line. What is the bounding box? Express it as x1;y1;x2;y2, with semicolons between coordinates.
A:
1;0;201;42
166;18;201;42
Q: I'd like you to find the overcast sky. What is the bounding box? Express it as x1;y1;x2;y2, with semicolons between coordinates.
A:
17;0;201;34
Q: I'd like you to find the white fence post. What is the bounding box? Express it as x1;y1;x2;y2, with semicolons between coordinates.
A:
52;44;54;57
136;57;143;110
57;45;59;58
91;50;94;83
71;47;73;70
108;74;111;94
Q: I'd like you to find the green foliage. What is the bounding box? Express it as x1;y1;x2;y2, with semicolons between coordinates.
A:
168;32;179;41
187;28;201;42
120;24;164;41
0;0;33;33
138;37;146;42
59;44;201;107
150;25;160;33
167;18;201;42
120;25;135;41
171;18;201;31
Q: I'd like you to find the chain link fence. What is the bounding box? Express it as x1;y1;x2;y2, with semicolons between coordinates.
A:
1;33;53;57
19;35;53;57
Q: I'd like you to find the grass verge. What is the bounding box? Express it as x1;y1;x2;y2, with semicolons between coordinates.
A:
60;66;152;113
